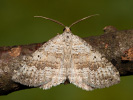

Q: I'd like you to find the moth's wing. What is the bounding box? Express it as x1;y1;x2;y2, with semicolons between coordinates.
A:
12;34;66;89
68;34;120;91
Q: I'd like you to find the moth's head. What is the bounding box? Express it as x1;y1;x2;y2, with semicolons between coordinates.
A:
63;26;71;33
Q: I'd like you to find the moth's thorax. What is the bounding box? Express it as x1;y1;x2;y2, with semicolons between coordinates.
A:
63;32;72;44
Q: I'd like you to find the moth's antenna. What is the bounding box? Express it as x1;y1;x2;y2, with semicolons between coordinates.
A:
34;16;65;27
69;14;99;28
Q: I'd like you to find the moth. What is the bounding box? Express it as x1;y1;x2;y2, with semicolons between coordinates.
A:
12;15;120;91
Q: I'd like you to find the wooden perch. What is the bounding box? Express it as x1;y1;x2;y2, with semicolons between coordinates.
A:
0;26;133;95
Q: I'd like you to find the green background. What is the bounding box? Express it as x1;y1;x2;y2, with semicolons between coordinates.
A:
0;0;133;100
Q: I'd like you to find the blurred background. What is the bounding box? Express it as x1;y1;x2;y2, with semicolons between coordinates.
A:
0;0;133;100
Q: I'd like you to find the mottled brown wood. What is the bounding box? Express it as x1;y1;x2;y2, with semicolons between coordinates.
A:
0;26;132;95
